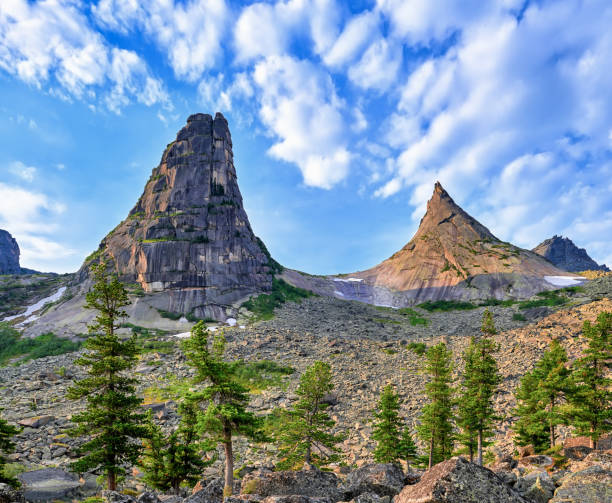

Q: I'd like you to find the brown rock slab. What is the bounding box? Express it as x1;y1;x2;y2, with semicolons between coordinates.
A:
393;457;527;503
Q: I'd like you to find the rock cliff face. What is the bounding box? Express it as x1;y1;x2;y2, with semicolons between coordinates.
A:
81;112;275;319
0;229;21;274
533;235;609;272
282;183;581;305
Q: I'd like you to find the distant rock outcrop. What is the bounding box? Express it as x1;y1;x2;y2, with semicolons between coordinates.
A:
533;235;609;272
0;229;21;274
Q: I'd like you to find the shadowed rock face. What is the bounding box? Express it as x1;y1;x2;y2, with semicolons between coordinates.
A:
533;235;609;272
0;229;20;274
81;113;274;319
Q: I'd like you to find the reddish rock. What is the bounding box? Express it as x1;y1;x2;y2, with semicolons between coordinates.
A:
393;457;527;503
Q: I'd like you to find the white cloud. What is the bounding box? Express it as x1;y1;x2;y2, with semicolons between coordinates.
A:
252;55;351;189
323;9;380;67
198;72;254;112
348;37;402;91
0;0;168;112
94;0;228;81
0;182;73;269
8;161;36;182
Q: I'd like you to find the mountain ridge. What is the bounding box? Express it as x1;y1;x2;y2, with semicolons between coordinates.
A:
533;235;609;272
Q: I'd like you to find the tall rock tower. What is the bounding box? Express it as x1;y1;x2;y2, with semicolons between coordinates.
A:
83;113;275;319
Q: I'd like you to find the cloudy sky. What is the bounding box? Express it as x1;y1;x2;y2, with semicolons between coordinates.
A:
0;0;611;274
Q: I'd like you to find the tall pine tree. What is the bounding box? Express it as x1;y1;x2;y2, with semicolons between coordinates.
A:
141;401;216;494
569;312;612;448
417;342;455;469
372;384;403;463
275;361;343;469
0;409;20;488
533;339;571;448
68;261;146;490
457;310;502;465
182;322;263;496
512;370;550;452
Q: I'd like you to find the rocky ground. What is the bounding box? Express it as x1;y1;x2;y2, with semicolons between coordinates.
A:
2;286;612;496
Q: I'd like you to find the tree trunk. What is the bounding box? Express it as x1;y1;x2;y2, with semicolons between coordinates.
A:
428;435;434;469
590;425;596;449
173;480;180;496
108;471;116;492
223;426;234;496
549;422;555;449
468;441;474;464
477;429;483;466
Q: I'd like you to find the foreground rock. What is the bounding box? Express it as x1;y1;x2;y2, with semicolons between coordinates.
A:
18;468;81;501
240;468;342;502
393;457;527;503
343;464;412;499
0;483;24;503
550;465;612;503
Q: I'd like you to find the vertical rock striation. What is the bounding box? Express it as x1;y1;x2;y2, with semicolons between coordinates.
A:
83;113;275;319
0;229;21;274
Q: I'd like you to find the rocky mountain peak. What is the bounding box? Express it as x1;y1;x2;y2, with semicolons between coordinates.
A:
533;235;609;272
0;229;20;274
80;112;275;320
342;183;574;302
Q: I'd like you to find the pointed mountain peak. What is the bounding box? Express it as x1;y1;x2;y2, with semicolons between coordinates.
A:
533;235;609;272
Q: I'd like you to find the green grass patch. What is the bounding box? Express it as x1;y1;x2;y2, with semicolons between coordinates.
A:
517;290;568;310
417;299;479;312
0;323;81;366
241;278;316;321
231;360;295;392
406;342;427;355
512;312;527;322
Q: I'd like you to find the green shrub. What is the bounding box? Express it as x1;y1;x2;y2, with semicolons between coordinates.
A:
231;360;295;391
417;300;478;312
406;342;427;355
517;290;568;310
156;309;183;320
241;278;315;321
512;312;527;322
0;323;82;365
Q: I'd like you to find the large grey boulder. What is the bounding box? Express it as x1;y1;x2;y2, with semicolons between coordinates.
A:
343;464;409;498
393;457;528;503
515;471;555;503
550;465;612;503
240;468;342;502
185;478;224;503
18;468;81;501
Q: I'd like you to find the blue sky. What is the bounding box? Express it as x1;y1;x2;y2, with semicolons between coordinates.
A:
0;0;611;274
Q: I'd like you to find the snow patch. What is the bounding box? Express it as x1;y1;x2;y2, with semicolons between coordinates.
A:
226;317;237;327
544;276;585;287
333;277;363;283
334;290;345;297
3;286;67;323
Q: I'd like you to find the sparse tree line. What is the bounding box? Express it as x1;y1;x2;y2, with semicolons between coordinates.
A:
0;263;610;497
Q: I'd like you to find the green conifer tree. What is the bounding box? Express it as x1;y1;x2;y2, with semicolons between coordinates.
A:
68;262;146;491
512;370;549;452
182;321;263;496
141;402;216;494
0;409;20;488
417;342;455;469
569;312;612;448
275;361;343;469
456;338;478;462
532;339;571;448
398;426;418;466
372;384;403;463
457;310;502;465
